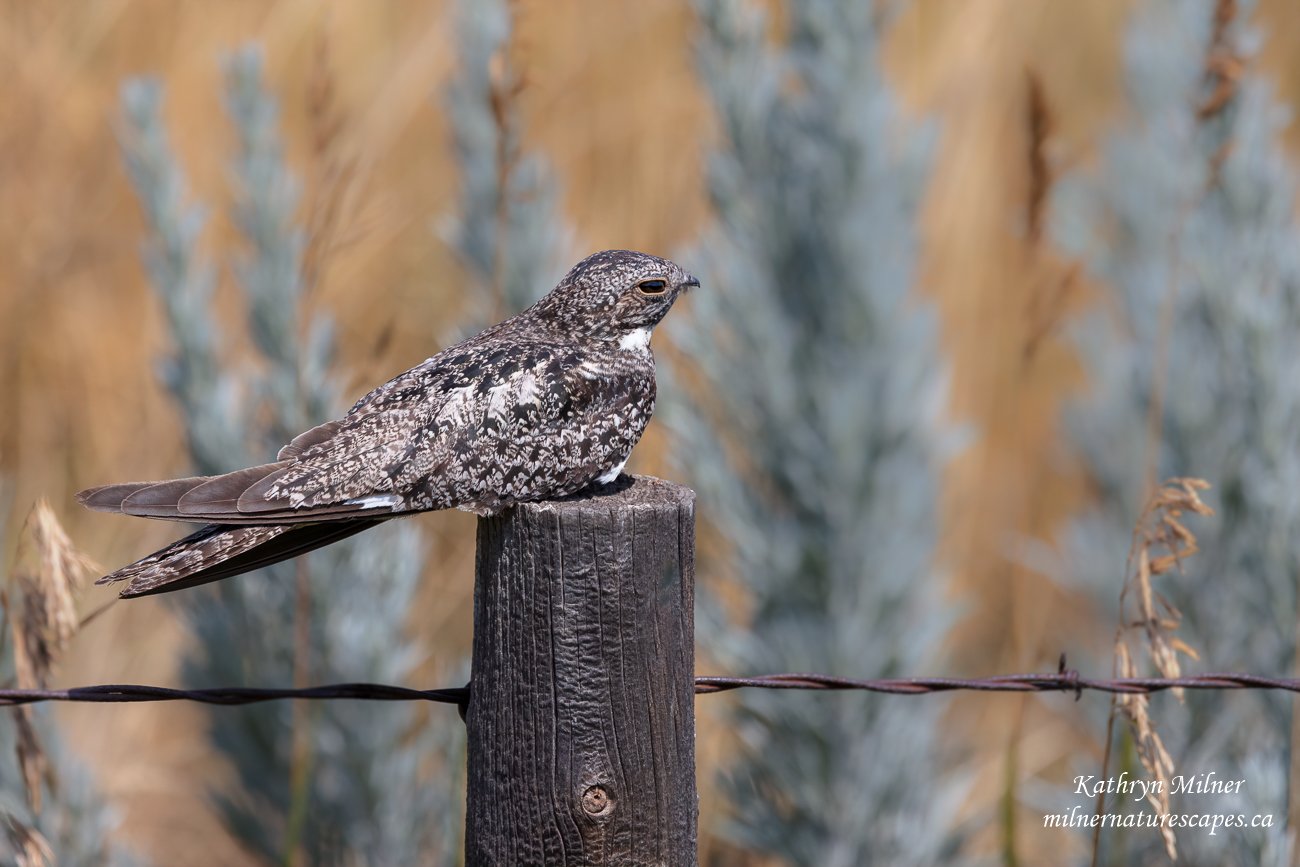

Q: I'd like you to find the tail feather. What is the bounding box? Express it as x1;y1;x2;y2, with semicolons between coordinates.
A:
100;519;385;598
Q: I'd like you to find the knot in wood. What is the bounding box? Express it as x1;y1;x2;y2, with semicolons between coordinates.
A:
580;784;614;817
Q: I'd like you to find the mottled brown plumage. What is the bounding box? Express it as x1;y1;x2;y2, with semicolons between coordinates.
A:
79;250;697;597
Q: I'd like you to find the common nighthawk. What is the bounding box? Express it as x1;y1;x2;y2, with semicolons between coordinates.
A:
78;249;697;598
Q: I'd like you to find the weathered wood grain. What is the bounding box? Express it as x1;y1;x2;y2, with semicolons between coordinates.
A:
465;475;697;866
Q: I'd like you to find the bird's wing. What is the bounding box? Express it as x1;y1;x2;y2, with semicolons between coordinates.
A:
79;337;653;524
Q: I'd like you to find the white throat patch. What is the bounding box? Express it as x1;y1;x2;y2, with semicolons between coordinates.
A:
618;327;653;352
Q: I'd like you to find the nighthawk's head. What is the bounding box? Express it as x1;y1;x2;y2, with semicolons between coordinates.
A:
530;250;698;345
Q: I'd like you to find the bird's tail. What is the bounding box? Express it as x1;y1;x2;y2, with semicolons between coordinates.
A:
100;519;384;598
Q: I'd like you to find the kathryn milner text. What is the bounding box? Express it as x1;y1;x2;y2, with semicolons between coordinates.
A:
1074;772;1244;802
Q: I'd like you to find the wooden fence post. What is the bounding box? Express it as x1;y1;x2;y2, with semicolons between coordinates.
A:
465;475;697;866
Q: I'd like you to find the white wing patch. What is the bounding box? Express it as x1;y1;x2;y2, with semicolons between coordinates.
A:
347;493;403;510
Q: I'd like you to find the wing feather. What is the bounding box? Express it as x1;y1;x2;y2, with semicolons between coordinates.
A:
175;462;292;516
77;480;175;513
277;420;344;460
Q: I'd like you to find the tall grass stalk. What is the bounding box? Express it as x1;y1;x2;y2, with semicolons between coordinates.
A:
441;0;570;325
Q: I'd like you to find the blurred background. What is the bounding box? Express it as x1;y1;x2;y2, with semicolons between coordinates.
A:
4;0;1300;864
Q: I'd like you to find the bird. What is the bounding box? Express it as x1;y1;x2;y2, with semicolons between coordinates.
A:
78;249;697;598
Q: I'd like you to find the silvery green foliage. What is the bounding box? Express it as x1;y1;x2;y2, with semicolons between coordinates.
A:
441;0;569;320
119;47;463;866
672;1;963;863
1055;0;1298;862
119;81;248;472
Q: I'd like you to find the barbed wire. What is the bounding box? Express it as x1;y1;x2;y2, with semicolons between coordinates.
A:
0;683;468;707
7;666;1300;708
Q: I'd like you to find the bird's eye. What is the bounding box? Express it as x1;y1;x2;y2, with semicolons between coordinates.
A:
637;279;668;296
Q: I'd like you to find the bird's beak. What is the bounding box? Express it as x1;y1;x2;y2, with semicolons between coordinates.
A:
681;274;701;293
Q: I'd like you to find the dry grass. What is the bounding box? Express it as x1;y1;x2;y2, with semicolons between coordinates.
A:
5;501;95;844
1093;478;1213;862
2;0;1300;863
10;501;90;692
4;820;53;867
